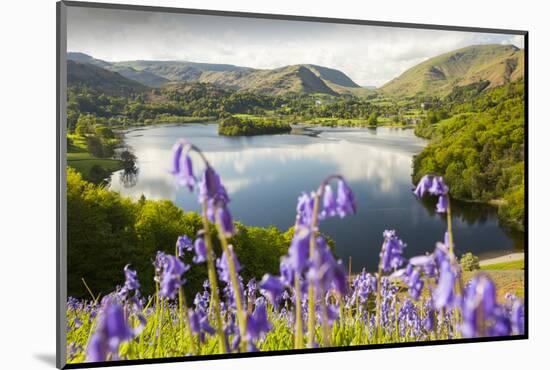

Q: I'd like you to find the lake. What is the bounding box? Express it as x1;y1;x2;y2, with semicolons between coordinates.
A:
109;123;523;271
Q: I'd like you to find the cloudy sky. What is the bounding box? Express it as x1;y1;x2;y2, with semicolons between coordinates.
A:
67;6;524;87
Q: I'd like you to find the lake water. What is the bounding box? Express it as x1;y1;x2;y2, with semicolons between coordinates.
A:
109;123;523;271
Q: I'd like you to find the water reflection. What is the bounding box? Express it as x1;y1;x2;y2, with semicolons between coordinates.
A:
109;123;523;271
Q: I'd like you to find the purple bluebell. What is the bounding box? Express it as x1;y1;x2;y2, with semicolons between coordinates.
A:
171;141;195;191
422;299;435;332
85;301;133;362
153;251;167;284
461;275;511;337
414;175;433;197
321;184;337;219
433;259;456;309
217;205;235;237
436;194;449;213
398;299;422;338
405;266;424;301
409;254;437;277
429;176;449;196
160;255;190;299
247;297;272;343
259;274;285;306
286;227;311;275
246;278;257;301
192;237;207;264
123;265;140;292
379;230;407;272
176;235;193;256
413;175;450;213
199;166;228;205
335;179;357;217
295;192;315;227
307;236;348;297
351;269;376;304
511;302;525;335
188;308;215;343
216;245;241;284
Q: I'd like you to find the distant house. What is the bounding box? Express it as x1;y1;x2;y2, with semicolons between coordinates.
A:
420;102;432;110
315;100;322;106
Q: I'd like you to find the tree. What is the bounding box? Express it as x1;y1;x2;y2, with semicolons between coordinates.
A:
460;252;480;272
75;114;97;135
367;111;378;126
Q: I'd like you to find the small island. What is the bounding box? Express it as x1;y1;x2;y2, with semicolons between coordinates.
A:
218;115;292;136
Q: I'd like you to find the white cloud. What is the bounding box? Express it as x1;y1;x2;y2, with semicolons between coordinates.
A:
67;7;524;86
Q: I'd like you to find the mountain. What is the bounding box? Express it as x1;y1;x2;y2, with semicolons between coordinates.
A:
381;44;524;97
67;52;169;87
68;52;367;96
113;60;364;96
67;60;147;96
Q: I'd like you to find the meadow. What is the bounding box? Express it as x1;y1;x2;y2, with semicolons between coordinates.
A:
65;138;525;364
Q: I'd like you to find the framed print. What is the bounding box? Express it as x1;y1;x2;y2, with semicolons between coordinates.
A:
57;1;527;368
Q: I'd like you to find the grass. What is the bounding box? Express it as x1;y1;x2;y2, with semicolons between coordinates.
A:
464;261;525;299
481;259;525;271
67;134;123;180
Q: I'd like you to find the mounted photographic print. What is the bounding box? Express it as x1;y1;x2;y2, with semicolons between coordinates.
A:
56;1;528;368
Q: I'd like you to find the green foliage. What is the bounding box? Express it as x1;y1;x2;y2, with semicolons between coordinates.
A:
367;111;378;126
219;115;292;136
86;135;113;158
481;259;524;271
412;81;525;230
75;114;97;135
460;252;480;272
66;168;290;299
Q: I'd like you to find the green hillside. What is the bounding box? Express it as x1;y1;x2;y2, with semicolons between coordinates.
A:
114;59;360;95
67;60;148;96
381;44;524;97
68;52;169;87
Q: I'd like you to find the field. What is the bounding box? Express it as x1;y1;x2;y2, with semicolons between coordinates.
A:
67;134;122;181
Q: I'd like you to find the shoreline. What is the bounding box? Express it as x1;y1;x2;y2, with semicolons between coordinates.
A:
479;252;524;266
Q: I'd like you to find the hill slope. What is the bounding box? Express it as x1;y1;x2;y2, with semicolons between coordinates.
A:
67;60;148;96
68;52;169;87
114;60;361;95
381;44;524;97
69;53;364;96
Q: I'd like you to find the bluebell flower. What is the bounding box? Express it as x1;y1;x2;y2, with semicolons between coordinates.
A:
379;230;407;272
405;266;424;301
286;227;311;275
188;308;215;343
335;179;357;217
296;192;315;227
217;204;235;237
193;237;207;264
461;275;511;337
413;175;449;213
176;235;193;257
259;274;285;306
86;301;133;362
160;255;190;299
413;175;433;197
433;259;456;310
216;245;241;284
321;184;337;219
246;297;272;342
171;141;195;191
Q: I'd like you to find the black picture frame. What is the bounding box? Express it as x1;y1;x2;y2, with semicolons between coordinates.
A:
56;1;529;368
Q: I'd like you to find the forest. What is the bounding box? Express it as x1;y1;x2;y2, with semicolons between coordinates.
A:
412;80;525;230
67;167;297;299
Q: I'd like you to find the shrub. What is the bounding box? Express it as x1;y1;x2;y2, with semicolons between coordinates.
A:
460;252;480;272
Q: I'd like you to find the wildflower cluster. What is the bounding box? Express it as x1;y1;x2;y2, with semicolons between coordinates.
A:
65;141;525;364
